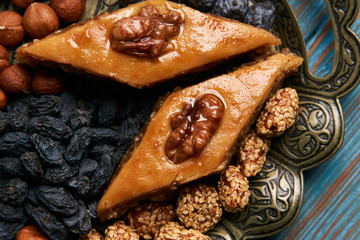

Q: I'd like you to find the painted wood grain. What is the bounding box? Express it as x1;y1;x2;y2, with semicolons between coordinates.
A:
264;1;360;239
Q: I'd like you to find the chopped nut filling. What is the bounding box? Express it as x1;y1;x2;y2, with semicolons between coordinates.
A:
176;183;222;233
155;222;210;240
218;165;250;213
238;131;270;177
104;221;140;240
166;94;225;163
127;202;176;239
256;87;299;137
111;5;184;58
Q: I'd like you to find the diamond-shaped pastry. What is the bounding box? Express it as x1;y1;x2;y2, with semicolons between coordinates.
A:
97;51;303;222
16;0;281;88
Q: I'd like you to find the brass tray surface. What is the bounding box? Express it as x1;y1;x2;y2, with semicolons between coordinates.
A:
1;0;359;239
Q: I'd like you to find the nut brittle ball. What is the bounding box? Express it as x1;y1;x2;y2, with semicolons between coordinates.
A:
155;222;210;240
104;221;139;240
238;131;270;177
256;87;299;137
127;202;176;239
218;165;250;213
176;183;222;233
79;229;104;240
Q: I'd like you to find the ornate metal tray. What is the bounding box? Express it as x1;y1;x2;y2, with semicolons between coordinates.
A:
1;0;359;239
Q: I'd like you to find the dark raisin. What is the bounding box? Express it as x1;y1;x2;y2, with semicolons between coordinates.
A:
0;178;28;205
0;157;26;177
36;186;79;216
112;147;124;167
29;95;62;117
185;0;217;11
65;127;91;164
97;99;118;127
45;163;78;184
70;109;92;130
213;0;249;22
118;118;141;150
79;102;97;115
20;152;44;181
24;202;69;240
26;187;40;205
244;0;276;30
90;145;115;160
78;158;98;177
91;128;120;145
0;111;9;134
132;98;155;123
0;132;31;157
30;133;65;166
7;112;28;131
6;96;29;115
0;201;25;222
63;200;92;234
117;98;135;120
0;218;26;240
90;154;115;196
29;116;73;141
59;91;78;124
86;199;98;219
66;175;91;198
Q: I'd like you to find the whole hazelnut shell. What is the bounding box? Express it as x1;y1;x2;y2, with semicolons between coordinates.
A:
0;45;10;73
23;3;60;39
32;68;65;95
0;87;8;110
50;0;86;23
0;11;25;47
0;64;32;94
16;225;48;240
11;0;36;8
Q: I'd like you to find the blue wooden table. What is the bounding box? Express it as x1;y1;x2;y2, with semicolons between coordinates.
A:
264;1;360;239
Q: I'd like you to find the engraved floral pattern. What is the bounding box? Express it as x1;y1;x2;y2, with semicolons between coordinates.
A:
235;161;294;227
282;101;332;159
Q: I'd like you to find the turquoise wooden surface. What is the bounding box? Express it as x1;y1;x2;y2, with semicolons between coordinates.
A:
264;0;360;239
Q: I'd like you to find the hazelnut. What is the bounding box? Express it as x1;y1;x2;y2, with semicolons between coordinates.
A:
0;45;9;73
16;225;48;240
32;68;65;95
0;11;25;47
0;64;32;94
0;87;8;110
11;0;36;8
23;3;60;39
50;0;86;23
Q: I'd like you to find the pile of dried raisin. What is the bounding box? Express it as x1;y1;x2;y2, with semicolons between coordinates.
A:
0;77;160;240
